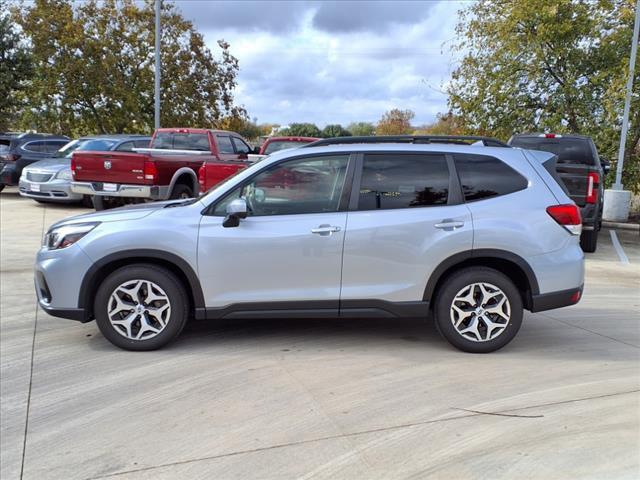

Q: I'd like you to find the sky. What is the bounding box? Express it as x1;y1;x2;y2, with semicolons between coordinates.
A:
174;0;468;128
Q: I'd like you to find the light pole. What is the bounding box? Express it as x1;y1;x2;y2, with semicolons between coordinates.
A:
154;0;161;130
604;0;640;222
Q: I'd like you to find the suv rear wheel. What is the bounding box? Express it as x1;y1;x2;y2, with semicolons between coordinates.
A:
434;267;523;353
580;230;598;253
94;264;189;351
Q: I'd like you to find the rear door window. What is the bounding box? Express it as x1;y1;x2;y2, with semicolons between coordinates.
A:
357;153;449;210
45;140;68;153
134;139;150;148
454;154;528;202
509;137;595;165
115;141;135;152
22;141;46;153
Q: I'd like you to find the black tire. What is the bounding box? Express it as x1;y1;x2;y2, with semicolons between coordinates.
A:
434;267;523;353
170;183;194;200
580;229;598;253
94;264;189;351
0;183;4;192
81;195;94;208
92;196;108;210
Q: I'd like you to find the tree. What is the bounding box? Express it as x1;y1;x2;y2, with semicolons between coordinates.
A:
347;121;375;136
449;0;640;192
321;124;351;138
12;0;245;135
280;122;322;137
413;112;464;136
376;109;415;135
0;0;32;131
219;116;261;141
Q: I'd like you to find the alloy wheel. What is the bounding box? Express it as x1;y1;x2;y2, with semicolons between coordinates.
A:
107;279;171;340
450;282;511;342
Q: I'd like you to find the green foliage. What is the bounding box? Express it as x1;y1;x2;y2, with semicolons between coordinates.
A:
0;0;32;131
321;124;351;138
449;0;640;192
376;109;415;135
347;121;375;136
12;0;244;135
280;122;322;138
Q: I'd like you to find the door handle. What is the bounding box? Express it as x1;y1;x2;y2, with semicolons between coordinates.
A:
434;220;465;230
311;224;341;236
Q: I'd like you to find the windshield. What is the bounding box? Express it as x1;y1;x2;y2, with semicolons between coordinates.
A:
510;137;595;165
263;140;314;155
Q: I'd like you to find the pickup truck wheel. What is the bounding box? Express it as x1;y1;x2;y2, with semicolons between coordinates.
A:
94;265;189;351
434;267;523;353
170;184;194;200
580;230;598;253
0;183;4;192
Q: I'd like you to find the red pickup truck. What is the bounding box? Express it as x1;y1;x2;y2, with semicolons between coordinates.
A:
197;136;319;192
71;128;253;209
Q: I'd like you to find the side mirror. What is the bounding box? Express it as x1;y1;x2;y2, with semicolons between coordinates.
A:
600;158;611;175
222;198;248;228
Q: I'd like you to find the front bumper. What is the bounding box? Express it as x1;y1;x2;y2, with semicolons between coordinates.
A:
71;181;168;199
19;177;83;202
35;244;95;322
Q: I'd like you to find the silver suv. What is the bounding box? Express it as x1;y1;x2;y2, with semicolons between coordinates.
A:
35;136;584;353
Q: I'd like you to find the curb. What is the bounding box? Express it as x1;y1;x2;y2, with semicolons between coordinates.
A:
602;221;640;232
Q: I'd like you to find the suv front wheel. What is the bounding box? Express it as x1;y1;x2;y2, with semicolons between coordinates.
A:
94;264;189;351
434;267;523;353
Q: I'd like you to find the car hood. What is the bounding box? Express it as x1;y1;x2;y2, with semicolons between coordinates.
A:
24;158;70;173
49;199;203;229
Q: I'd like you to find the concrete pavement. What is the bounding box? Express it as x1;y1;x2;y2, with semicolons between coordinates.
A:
1;186;639;480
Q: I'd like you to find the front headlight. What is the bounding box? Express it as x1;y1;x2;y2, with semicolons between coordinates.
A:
56;168;72;181
43;222;99;250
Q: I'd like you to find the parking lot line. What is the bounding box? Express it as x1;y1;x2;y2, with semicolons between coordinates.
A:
609;230;630;264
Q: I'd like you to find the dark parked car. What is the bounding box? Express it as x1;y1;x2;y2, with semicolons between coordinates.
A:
508;133;608;252
19;135;151;204
0;133;70;190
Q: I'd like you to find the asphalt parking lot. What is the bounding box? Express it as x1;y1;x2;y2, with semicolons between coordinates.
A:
1;185;639;480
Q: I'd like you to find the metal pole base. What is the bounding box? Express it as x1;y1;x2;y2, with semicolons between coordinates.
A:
603;189;632;222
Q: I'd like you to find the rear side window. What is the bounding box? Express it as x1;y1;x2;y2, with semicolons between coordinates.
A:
217;136;235;154
509;137;595;165
134;139;150;148
22;141;46;152
151;132;210;151
454;154;528;202
45;140;68;152
115;141;134;152
358;154;449;210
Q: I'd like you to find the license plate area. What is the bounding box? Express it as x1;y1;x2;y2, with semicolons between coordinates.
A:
103;183;118;192
31;183;40;192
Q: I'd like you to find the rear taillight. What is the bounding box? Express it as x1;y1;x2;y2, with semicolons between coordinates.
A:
70;156;76;179
585;172;599;204
540;133;562;139
6;153;19;162
547;204;582;236
198;164;206;192
143;160;157;182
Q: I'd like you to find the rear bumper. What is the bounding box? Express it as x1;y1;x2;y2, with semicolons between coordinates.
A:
530;285;583;312
71;181;168;199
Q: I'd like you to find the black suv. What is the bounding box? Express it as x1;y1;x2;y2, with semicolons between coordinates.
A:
0;133;69;191
508;133;607;252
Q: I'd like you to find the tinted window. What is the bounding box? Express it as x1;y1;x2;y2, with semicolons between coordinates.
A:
151;132;210;151
454;154;528;202
22;141;46;153
214;155;349;216
134;139;150;148
231;137;251;154
509;137;595;165
358;154;449;210
264;140;314;155
115;141;134;152
217;135;235;154
45;140;68;153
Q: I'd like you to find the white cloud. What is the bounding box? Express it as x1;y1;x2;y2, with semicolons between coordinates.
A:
177;0;466;127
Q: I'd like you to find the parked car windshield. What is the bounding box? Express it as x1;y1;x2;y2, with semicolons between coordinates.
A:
263;140;314;155
510;137;595;165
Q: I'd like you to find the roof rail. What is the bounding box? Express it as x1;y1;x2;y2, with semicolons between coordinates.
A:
303;135;510;148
